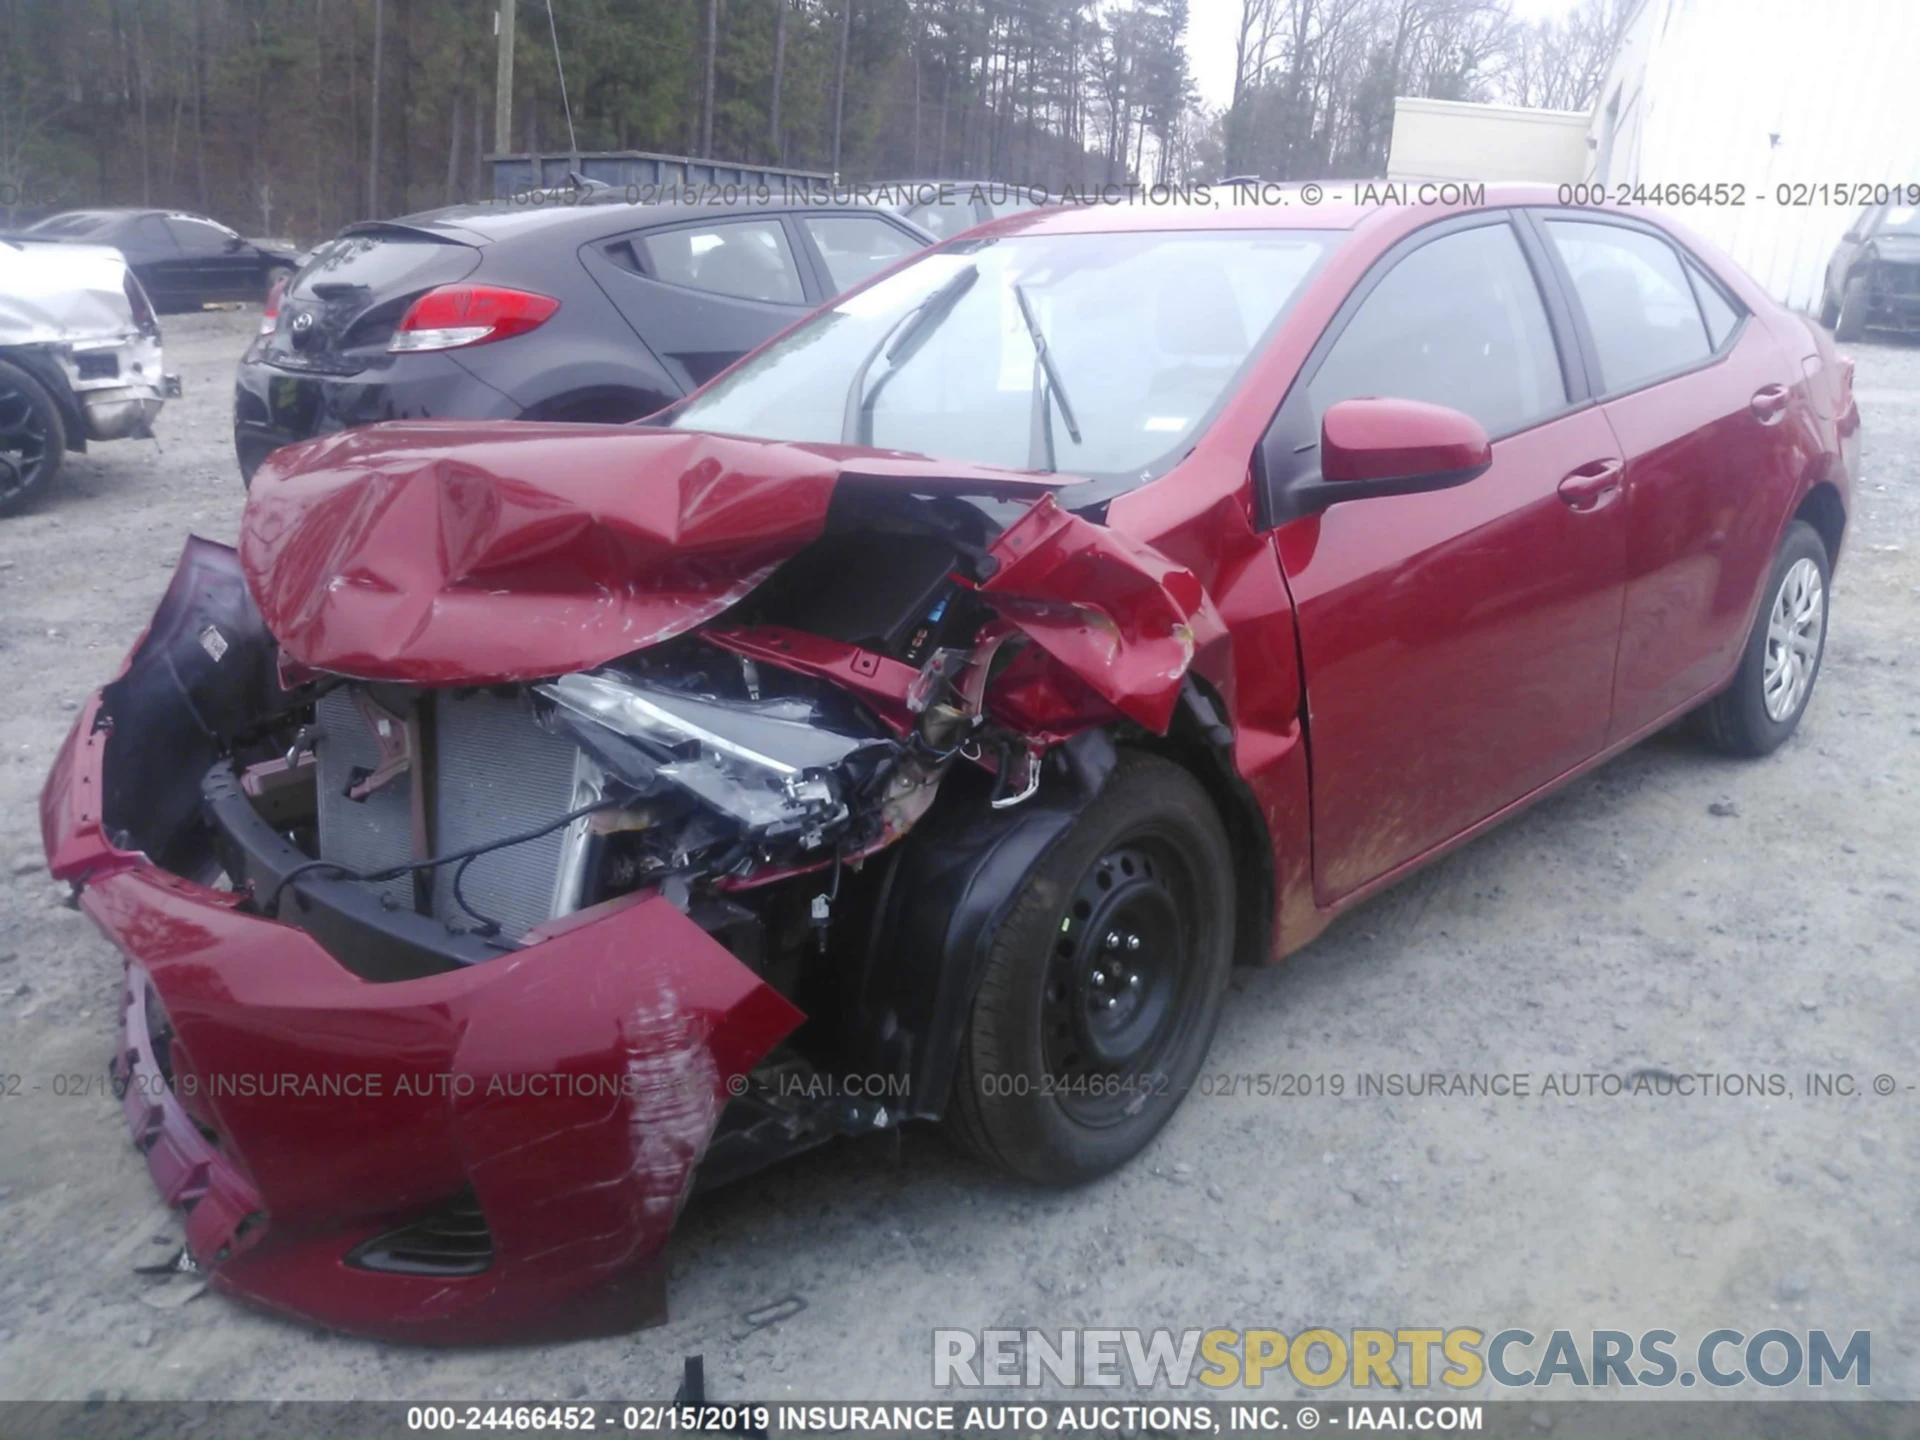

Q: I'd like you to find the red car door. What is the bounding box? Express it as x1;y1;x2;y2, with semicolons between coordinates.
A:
1261;213;1627;903
1533;214;1806;739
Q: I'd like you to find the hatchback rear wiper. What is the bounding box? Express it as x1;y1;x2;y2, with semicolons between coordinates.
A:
1012;282;1081;470
840;263;979;445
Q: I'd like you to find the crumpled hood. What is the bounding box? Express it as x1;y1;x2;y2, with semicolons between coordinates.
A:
0;240;140;346
242;420;1074;685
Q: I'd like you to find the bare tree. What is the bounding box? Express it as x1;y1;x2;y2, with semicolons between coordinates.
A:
1496;0;1631;110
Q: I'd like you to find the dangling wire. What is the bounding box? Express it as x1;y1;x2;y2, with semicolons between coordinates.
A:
545;0;578;156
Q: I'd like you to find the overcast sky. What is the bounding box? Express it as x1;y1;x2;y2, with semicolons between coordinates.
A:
1183;0;1586;111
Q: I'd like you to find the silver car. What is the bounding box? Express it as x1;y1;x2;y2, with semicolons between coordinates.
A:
0;237;180;516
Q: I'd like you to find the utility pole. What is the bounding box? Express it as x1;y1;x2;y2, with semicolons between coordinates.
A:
830;0;852;174
368;0;384;215
494;0;517;158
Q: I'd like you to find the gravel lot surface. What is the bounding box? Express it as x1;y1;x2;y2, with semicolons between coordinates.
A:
0;309;1915;1403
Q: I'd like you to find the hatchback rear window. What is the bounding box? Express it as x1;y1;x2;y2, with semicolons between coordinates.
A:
291;231;478;299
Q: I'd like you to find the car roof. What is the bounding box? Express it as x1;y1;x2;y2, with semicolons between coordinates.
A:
35;208;167;221
363;197;934;248
968;181;1577;238
31;207;234;227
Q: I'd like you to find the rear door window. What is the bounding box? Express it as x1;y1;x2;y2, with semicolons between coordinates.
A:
1307;221;1567;439
1544;220;1712;393
635;218;805;305
168;217;239;256
135;215;179;251
800;215;921;292
1685;261;1743;350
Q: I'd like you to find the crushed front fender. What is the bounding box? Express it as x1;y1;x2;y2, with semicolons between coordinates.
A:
973;494;1226;733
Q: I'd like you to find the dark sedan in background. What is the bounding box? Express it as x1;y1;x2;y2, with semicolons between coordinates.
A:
1819;197;1920;340
233;197;932;481
23;209;300;312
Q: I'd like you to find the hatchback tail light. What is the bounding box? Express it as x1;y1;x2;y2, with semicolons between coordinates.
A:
260;272;289;336
389;285;561;352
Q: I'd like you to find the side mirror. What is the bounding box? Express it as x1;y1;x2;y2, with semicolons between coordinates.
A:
1292;398;1492;513
225;236;248;253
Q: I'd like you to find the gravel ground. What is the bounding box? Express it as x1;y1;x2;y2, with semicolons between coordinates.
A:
0;309;1916;1404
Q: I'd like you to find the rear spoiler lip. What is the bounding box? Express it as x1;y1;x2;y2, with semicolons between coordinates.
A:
334;220;489;247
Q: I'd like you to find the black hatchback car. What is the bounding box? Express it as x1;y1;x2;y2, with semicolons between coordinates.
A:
233;198;933;482
23;209;300;311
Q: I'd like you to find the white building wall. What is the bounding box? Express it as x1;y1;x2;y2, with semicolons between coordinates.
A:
1588;0;1920;310
1389;98;1590;184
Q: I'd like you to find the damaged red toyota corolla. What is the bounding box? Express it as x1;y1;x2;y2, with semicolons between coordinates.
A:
41;190;1857;1342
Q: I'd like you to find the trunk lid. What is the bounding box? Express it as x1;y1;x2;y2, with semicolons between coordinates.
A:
264;224;481;376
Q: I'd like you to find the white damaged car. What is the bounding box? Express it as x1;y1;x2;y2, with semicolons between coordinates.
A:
0;237;180;516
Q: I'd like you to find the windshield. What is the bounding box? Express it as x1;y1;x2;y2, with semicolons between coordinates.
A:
667;228;1334;484
1878;204;1920;236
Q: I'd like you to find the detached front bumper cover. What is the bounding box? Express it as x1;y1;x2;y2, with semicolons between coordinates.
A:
40;545;802;1345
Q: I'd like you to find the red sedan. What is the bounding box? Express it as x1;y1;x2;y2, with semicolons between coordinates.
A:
41;187;1856;1343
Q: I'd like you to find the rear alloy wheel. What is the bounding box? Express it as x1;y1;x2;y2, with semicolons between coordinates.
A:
0;358;65;518
1697;520;1830;756
947;752;1234;1185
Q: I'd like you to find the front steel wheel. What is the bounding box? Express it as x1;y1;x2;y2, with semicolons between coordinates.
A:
947;752;1235;1185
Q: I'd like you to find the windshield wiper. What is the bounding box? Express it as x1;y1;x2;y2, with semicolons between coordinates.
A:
839;263;979;445
1012;282;1081;471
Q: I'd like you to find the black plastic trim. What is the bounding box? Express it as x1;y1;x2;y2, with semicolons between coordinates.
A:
203;763;510;980
847;734;1116;1120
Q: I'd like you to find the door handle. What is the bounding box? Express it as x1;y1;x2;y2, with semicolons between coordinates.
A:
1557;458;1623;512
1750;384;1790;421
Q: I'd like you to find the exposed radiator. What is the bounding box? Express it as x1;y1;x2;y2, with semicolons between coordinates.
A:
313;686;587;942
429;690;586;941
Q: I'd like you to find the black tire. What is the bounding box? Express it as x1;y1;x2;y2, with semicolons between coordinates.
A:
1697;520;1830;757
0;357;66;518
1817;282;1840;331
946;751;1234;1185
1834;275;1870;342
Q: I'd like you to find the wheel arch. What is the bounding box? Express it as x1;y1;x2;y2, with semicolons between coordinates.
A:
1794;480;1847;568
0;347;86;453
845;688;1274;1120
1138;678;1276;971
843;732;1117;1122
